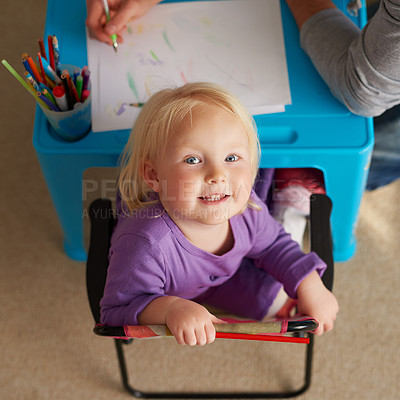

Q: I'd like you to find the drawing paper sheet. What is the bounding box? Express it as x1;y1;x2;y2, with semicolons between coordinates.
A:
87;0;291;132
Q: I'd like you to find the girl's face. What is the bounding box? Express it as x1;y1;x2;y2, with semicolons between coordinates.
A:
143;104;253;232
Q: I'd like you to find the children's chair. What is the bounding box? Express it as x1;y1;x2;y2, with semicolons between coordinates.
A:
86;193;334;398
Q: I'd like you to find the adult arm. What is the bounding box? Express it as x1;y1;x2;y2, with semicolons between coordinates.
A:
286;0;400;117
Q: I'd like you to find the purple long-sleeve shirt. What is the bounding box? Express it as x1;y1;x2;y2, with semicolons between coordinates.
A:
100;191;326;326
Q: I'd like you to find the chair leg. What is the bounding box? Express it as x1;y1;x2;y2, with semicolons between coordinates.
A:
114;336;314;399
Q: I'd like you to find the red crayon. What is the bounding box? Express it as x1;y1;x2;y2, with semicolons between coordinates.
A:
26;56;43;84
38;38;47;61
60;74;73;110
48;35;55;71
37;52;47;84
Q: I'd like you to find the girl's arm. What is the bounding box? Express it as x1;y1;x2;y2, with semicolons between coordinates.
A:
296;270;339;335
138;296;225;346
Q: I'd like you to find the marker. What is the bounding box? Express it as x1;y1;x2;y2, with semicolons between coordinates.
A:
73;67;80;84
2;59;48;109
81;89;90;102
102;0;118;52
82;69;90;92
52;85;69;111
129;102;145;107
75;75;83;100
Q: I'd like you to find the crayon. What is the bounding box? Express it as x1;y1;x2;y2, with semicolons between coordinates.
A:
81;89;90;102
44;75;56;90
2;59;49;109
52;85;69;111
37;52;47;83
21;57;37;83
27;56;43;83
48;35;55;71
52;35;61;69
61;73;73;110
75;75;83;100
24;71;40;91
63;70;79;104
37;91;60;111
42;89;57;106
39;55;62;84
68;74;80;104
39;81;52;94
38;38;47;61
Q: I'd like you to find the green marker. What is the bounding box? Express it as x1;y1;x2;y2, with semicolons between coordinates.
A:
102;0;119;53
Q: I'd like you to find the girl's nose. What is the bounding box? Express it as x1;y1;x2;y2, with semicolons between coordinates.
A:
205;167;226;184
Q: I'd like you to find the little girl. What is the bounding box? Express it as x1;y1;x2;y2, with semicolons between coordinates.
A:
100;82;338;346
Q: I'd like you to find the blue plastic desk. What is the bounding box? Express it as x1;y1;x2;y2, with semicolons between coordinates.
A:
33;0;373;262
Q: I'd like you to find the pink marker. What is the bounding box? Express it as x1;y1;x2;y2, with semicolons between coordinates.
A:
81;89;90;103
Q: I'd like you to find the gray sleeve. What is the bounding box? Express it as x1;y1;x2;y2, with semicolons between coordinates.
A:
300;1;400;117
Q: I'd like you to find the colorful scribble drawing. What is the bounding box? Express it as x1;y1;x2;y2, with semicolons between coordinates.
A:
87;0;291;132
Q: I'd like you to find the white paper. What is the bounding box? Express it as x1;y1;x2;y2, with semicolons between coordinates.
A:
87;0;291;132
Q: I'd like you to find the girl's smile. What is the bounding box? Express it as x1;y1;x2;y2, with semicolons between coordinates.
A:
198;193;230;204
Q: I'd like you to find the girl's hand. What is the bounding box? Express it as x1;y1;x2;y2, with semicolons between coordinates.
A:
296;270;339;336
165;298;226;346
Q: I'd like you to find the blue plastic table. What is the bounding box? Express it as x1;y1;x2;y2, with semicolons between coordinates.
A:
33;0;373;261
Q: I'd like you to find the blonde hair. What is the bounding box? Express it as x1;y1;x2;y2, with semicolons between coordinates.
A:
118;82;261;213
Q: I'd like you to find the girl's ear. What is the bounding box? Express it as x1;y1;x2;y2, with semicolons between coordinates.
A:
141;159;160;192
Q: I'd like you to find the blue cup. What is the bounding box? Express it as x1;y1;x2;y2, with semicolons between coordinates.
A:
39;64;91;142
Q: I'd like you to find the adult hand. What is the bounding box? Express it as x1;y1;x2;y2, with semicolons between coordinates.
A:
86;0;161;45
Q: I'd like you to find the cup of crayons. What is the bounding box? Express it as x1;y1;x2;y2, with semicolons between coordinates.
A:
2;35;92;142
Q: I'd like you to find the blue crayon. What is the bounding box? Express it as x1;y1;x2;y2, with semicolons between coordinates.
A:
21;57;37;83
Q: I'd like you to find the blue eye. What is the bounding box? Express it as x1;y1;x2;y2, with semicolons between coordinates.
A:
225;154;239;162
185;156;201;164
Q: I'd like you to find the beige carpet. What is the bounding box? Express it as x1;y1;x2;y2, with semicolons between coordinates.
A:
1;1;399;399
